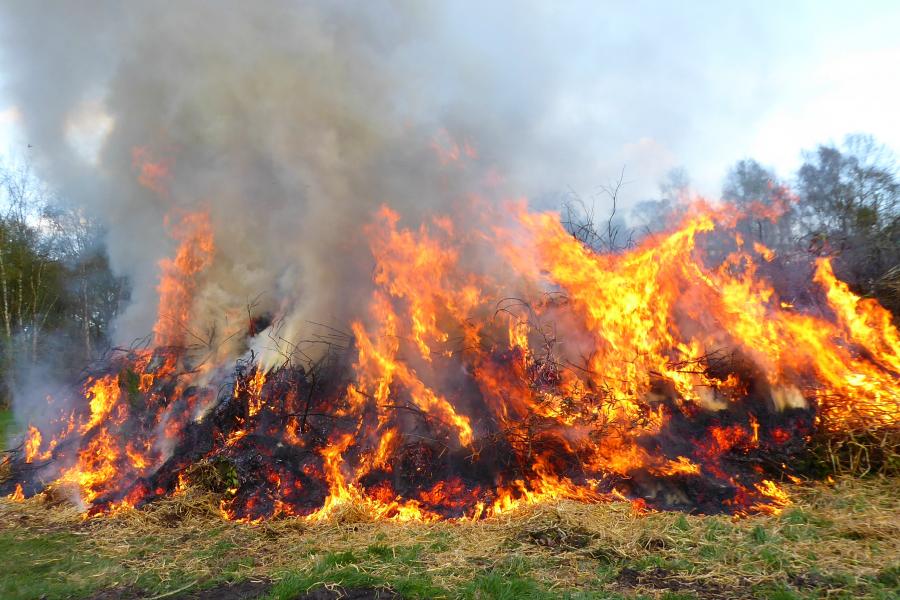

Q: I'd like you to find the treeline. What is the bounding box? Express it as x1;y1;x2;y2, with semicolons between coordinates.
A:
624;134;900;313
0;159;126;406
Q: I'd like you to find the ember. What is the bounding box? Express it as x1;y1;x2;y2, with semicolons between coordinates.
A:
3;196;898;521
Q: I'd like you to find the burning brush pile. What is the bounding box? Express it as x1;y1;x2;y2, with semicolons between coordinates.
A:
2;199;899;522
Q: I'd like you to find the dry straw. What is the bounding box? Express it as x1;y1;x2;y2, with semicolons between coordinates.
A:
2;475;898;597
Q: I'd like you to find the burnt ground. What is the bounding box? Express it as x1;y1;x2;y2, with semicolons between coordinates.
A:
290;588;400;600
85;580;272;600
84;581;401;600
615;567;749;599
87;580;401;600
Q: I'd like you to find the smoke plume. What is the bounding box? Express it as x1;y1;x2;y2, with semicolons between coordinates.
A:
0;1;600;365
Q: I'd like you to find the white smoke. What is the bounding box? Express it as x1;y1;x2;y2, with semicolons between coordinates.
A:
0;4;529;364
0;1;708;364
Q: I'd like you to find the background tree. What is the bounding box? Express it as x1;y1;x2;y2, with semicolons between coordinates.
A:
629;167;689;235
794;135;900;295
722;159;794;253
0;156;127;406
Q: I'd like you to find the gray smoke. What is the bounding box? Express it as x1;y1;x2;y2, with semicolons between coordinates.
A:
0;2;583;360
0;1;770;364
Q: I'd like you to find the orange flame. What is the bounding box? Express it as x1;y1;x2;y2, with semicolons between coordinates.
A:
131;146;172;196
8;484;24;502
8;194;899;521
153;211;215;347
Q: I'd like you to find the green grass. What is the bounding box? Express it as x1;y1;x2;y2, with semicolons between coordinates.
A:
0;408;15;447
0;477;897;599
0;530;120;600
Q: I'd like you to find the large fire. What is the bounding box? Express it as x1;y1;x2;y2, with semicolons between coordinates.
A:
3;190;899;522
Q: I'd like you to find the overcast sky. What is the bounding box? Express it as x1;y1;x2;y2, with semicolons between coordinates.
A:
1;1;899;206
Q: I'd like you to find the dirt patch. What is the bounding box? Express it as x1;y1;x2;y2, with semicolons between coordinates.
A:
85;580;271;600
523;523;593;550
616;566;750;600
290;587;401;600
173;580;272;599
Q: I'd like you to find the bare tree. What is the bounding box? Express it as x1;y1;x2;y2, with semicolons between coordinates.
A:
795;135;900;291
561;167;634;253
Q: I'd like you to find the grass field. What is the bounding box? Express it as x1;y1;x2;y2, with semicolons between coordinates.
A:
0;408;15;448
0;475;898;600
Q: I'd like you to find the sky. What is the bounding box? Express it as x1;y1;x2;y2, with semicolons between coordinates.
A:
1;1;899;206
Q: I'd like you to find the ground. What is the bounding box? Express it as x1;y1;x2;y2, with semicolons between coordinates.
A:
0;477;897;600
0;406;898;600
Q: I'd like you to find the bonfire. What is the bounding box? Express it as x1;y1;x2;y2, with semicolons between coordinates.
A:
3;196;898;522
